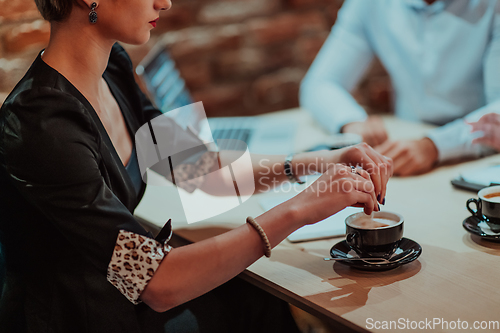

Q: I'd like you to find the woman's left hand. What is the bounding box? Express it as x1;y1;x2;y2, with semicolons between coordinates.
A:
302;143;393;204
336;143;393;204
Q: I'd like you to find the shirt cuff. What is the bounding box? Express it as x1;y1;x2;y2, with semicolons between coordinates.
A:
426;119;495;162
107;229;172;305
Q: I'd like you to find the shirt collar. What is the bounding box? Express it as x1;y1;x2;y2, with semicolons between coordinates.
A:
405;0;447;14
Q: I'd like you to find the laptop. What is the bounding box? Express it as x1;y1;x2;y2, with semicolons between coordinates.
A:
135;45;297;155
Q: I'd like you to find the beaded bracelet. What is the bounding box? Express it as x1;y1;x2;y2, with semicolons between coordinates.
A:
246;216;272;258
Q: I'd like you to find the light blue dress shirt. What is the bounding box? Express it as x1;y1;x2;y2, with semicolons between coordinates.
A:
300;0;500;162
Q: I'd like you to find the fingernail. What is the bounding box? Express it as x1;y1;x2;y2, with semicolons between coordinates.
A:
377;204;381;211
382;198;386;205
377;194;381;202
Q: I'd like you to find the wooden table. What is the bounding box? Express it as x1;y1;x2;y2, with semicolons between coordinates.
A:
135;109;500;332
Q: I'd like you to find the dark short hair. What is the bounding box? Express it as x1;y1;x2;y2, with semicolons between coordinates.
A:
34;0;78;22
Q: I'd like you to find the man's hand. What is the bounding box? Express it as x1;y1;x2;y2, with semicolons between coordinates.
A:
468;113;500;152
375;138;438;176
341;116;389;147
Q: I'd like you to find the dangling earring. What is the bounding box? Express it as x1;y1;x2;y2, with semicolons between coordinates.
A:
89;2;98;24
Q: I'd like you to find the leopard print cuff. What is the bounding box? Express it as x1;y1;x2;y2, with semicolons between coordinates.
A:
173;151;218;193
107;230;172;304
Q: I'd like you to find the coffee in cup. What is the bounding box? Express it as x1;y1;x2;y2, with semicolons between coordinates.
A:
467;185;500;224
483;192;500;202
345;211;404;258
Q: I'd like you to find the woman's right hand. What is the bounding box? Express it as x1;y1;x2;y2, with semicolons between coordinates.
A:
286;163;377;228
142;165;377;312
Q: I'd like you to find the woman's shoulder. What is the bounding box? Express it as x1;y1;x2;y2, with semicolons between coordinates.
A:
0;58;97;160
1;76;94;138
1;53;92;119
0;86;99;186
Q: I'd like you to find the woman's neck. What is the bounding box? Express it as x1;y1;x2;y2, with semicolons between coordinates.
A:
41;21;114;101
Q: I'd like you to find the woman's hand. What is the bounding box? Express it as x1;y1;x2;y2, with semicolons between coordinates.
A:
296;143;393;204
285;163;378;228
143;162;377;311
335;143;393;203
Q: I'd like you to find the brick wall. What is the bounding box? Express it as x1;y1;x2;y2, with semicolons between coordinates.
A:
0;0;392;117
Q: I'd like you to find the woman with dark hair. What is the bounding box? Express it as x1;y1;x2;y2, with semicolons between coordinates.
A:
0;0;392;331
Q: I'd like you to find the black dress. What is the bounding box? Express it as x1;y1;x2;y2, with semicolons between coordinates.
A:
0;43;168;331
0;44;300;333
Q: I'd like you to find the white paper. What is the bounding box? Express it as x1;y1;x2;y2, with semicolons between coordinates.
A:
460;165;500;186
259;195;361;242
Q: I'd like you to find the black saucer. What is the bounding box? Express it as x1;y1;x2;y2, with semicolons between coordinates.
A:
463;215;500;242
329;237;422;271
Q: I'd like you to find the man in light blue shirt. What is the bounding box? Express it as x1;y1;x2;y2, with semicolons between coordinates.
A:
300;0;500;176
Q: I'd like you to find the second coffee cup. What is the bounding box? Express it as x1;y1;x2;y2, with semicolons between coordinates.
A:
467;185;500;224
345;211;404;258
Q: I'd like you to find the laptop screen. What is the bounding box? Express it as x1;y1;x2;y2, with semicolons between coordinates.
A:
136;47;193;112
